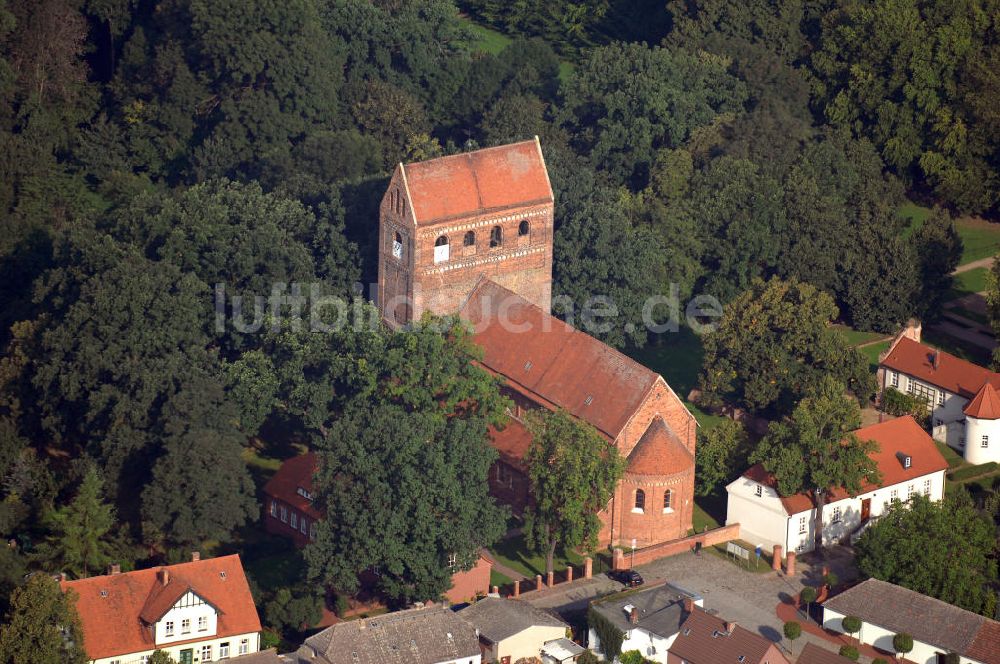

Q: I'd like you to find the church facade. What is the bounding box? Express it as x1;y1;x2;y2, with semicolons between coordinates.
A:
376;139;697;548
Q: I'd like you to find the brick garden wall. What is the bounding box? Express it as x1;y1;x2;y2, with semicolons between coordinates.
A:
613;524;741;569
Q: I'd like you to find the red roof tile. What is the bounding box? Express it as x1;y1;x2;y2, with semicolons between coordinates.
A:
401;139;553;225
489;419;533;468
964;381;1000;419
262;453;323;520
627;416;693;477
669;606;785;664
968;619;1000;664
742;416;949;514
880;337;1000;399
461;281;668;439
61;555;261;660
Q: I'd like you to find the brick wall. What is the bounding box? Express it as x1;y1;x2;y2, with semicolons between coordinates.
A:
445;556;492;604
619;379;696;458
613;524;741;568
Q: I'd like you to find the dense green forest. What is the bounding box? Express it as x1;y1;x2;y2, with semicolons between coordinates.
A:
1;0;999;635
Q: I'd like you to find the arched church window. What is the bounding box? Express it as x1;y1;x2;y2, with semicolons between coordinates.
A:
434;235;450;263
518;220;530;236
463;231;476;246
634;489;645;512
393;232;403;260
489;225;503;248
663;489;673;511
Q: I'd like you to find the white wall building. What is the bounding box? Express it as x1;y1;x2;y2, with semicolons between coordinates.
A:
587;583;702;663
878;326;1000;465
60;554;262;664
823;579;1000;664
459;596;568;664
726;416;948;554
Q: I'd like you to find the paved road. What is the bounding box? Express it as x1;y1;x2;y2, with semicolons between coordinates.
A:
524;546;879;661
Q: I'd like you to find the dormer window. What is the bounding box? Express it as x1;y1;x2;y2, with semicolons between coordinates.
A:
297;487;312;501
896;451;912;468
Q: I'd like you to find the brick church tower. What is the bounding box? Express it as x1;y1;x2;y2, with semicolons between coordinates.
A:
377;138;554;325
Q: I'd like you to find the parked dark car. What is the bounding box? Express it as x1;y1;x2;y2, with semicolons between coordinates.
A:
607;569;644;587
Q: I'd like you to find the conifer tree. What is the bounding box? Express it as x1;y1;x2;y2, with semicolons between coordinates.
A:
35;467;116;579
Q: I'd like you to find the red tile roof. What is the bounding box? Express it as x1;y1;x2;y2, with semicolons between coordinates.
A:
61;555;261;660
968;619;1000;664
401;139;553;225
489;419;533;468
461;280;670;439
964;381;1000;419
742;416;948;515
880;337;1000;399
668;606;785;664
262;453;323;520
627;416;693;477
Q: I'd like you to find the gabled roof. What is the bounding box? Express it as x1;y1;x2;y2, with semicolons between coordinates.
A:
459;597;566;643
964;381;1000;420
400;139;553;225
668;606;784;664
301;605;479;664
627;416;693;477
139;581;218;624
738;416;948;515
823;579;1000;663
589;582;700;639
262;452;323;520
60;555;261;660
461;280;675;439
489;418;533;468
796;643;854;664
880;337;1000;399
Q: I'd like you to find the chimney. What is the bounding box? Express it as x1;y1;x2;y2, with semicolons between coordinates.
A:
56;572;67;582
629;607;639;625
932;350;940;369
108;563;121;575
725;621;736;634
683;597;694;613
191;551;200;562
157;569;169;586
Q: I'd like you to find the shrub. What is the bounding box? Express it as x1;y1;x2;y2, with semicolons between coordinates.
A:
881;388;929;423
799;587;817;605
620;650;652;664
873;659;889;664
841;615;862;637
578;652;599;664
893;632;914;656
588;605;624;660
823;571;839;588
260;629;281;650
333;592;350;618
838;645;859;661
783;621;801;641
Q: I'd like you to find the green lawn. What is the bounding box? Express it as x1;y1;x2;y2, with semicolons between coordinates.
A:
488;534;585;579
949;267;989;299
951;306;990;326
243;544;305;592
462;18;513;55
921;329;991;365
934;440;966;469
628;327;726;432
956;217;1000;265
860;340;891;370
899;199;1000;265
692;497;723;532
831;324;887;346
490;569;514;588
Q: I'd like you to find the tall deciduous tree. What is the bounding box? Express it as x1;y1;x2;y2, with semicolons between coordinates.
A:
0;574;87;664
751;375;881;553
305;318;509;605
523;409;626;576
34;467;117;579
911;208;962;322
699;277;875;416
855;493;998;616
695;419;750;496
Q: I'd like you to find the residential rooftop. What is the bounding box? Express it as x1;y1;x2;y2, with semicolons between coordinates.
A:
459;596;566;643
590;582;701;639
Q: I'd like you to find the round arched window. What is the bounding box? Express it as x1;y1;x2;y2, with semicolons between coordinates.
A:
433;235;450;263
463;231;476;246
634;489;645;511
489;225;503;248
392;232;403;260
518;220;530;236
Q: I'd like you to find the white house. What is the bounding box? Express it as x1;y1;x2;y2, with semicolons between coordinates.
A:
60;553;262;664
822;578;1000;664
587;582;702;663
726;416;948;554
296;605;481;664
459;596;569;664
878;324;1000;464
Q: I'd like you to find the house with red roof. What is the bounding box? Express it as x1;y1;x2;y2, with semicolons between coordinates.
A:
376;140;697;549
877;321;1000;465
725;416;948;554
60;553;262;664
666;605;788;664
262;454;493;604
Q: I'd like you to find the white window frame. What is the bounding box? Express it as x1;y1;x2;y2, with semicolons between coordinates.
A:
755;485;763;497
890;489;899;503
300;517;307;535
907;484;915;499
831;506;842;524
923;478;932;496
269;501;277;517
219;642;230;659
433;236;450;263
290;511;298;529
983;435;990;448
280;505;287;523
198;615;208;632
181;618;191;634
938;390;945;406
891;371;899;388
798;516;807;534
239;638;249;655
164;620;174;637
201;644;213;662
